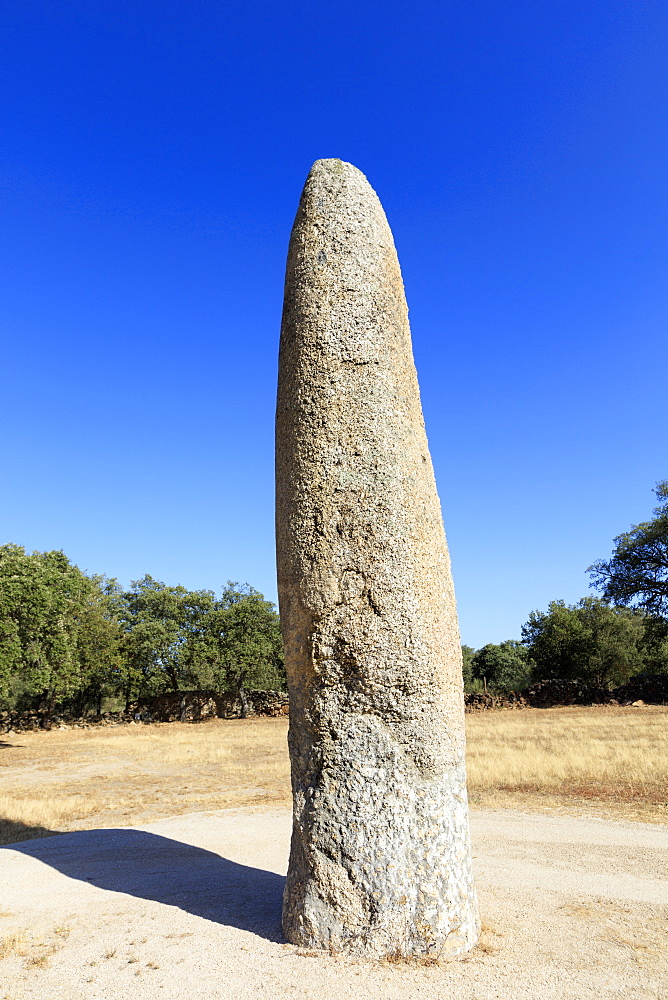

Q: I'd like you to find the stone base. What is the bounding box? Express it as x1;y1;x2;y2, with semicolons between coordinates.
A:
282;722;479;958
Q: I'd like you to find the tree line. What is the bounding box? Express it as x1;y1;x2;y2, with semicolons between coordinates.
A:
1;481;666;714
463;481;668;693
0;544;284;721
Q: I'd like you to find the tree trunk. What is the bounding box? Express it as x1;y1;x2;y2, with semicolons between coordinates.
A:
40;690;57;730
238;678;249;719
168;661;180;693
125;679;132;713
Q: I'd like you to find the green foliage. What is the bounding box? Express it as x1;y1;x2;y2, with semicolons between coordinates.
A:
0;544;122;715
118;578;284;708
589;481;668;620
0;544;285;715
67;576;125;715
119;576;215;703
637;616;668;676
183;583;284;714
471;640;533;692
461;645;476;691
522;597;646;689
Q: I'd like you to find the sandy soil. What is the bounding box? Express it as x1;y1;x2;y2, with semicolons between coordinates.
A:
0;807;666;1000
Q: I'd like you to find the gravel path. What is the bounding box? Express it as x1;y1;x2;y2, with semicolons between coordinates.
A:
0;808;666;999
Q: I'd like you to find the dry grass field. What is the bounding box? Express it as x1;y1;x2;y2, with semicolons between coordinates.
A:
0;705;666;845
465;704;667;820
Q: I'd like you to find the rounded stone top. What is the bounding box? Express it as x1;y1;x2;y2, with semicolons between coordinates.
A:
293;159;391;254
302;159;374;202
308;158;366;179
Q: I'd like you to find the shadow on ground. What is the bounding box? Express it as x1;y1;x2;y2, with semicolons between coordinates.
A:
0;818;61;845
6;828;285;941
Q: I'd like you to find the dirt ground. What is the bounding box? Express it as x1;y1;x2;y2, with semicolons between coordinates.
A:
0;806;666;1000
2;707;666;846
0;711;666;998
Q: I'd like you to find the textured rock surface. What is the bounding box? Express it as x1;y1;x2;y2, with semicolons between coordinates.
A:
276;159;479;957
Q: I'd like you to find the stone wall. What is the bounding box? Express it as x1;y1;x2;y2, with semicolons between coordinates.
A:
135;689;290;722
613;673;668;705
2;677;664;733
0;689;289;733
464;691;528;711
522;679;615;708
464;674;668;710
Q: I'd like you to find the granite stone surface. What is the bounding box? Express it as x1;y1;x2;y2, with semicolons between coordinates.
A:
276;159;479;957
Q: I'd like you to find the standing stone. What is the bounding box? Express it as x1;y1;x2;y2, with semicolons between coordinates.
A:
276;159;479;958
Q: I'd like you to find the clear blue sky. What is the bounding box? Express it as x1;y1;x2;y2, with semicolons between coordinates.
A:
1;2;666;647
